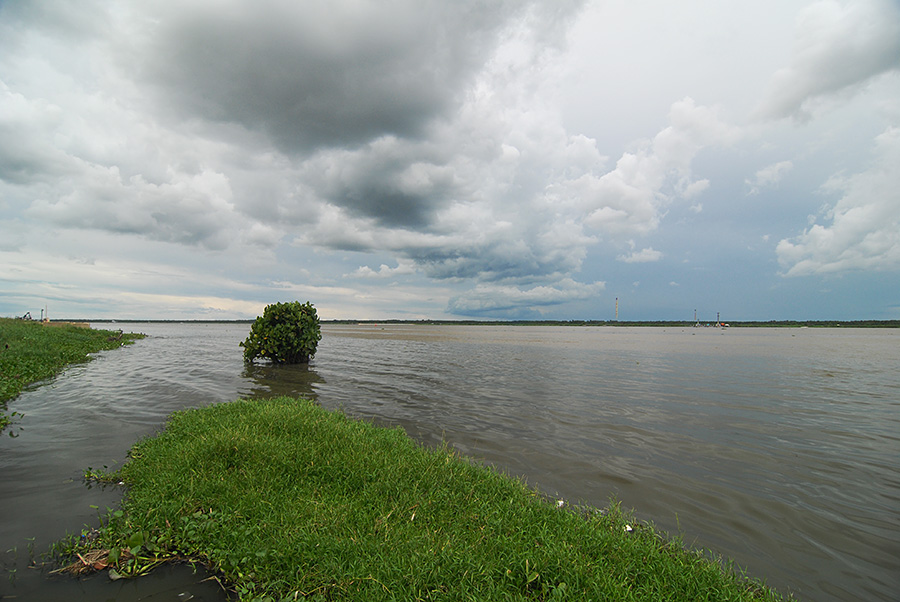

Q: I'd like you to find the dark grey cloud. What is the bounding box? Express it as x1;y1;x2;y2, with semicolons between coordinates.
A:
295;139;461;228
2;0;597;283
414;235;579;282
128;0;536;154
2;0;899;322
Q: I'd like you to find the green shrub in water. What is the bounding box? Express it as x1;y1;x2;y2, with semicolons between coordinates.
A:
240;301;321;364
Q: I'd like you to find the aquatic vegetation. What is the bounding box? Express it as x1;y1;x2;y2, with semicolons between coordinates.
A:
56;396;792;601
240;301;321;364
0;318;144;431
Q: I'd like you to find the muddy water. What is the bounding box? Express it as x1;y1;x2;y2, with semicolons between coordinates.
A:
1;323;898;601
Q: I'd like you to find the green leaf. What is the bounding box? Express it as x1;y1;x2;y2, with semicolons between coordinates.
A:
240;301;320;364
125;531;145;550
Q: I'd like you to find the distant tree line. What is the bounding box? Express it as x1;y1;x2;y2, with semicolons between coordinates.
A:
68;318;899;328
324;319;900;328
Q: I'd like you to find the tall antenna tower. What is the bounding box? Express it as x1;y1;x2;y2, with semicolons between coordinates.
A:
615;297;618;321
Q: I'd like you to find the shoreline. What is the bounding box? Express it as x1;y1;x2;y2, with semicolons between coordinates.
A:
54;396;793;601
50;318;900;328
0;318;144;430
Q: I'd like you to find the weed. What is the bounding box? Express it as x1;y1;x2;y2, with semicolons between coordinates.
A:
56;396;792;601
0;318;144;430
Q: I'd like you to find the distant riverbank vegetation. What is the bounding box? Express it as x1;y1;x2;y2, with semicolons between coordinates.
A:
325;319;900;328
80;318;899;327
56;396;792;601
0;317;144;431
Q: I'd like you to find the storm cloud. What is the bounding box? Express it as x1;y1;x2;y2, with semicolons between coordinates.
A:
128;1;533;152
1;0;898;320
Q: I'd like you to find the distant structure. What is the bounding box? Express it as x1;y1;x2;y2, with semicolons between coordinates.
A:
693;309;728;328
615;297;618;321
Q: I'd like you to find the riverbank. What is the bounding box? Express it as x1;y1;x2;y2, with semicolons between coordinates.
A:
0;317;144;430
74;318;900;327
56;396;791;601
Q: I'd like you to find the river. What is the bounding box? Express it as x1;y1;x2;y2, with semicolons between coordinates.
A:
1;323;897;601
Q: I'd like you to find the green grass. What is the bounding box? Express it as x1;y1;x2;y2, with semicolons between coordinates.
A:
57;396;791;601
0;317;144;430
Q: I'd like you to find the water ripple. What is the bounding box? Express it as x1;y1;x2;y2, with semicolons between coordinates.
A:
1;324;897;602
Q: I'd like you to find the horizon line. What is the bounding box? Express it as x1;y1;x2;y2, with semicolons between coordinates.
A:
17;317;900;326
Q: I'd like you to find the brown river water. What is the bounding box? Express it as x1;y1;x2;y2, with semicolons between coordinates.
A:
1;323;898;601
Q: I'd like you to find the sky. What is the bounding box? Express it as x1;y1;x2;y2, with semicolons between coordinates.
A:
1;0;898;321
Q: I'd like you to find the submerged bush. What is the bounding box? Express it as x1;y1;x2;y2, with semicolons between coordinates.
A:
240;301;321;364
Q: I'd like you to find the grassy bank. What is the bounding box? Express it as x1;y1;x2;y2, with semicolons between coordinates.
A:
57;397;791;601
0;317;144;430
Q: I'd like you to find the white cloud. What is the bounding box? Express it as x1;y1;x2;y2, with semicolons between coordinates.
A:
281;8;606;284
27;165;240;249
777;126;900;275
755;0;900;121
239;222;283;248
349;261;417;279
679;178;710;199
617;247;663;263
577;98;739;236
285;92;730;289
746;160;794;196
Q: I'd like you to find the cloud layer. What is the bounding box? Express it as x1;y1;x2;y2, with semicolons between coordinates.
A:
776;126;900;275
1;0;898;319
755;0;900;121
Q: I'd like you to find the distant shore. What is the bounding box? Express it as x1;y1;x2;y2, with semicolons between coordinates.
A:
61;318;900;328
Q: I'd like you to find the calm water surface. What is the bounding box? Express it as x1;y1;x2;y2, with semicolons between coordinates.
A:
1;323;897;601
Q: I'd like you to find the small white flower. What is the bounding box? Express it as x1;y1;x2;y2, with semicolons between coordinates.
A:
556;499;565;508
623;524;633;532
